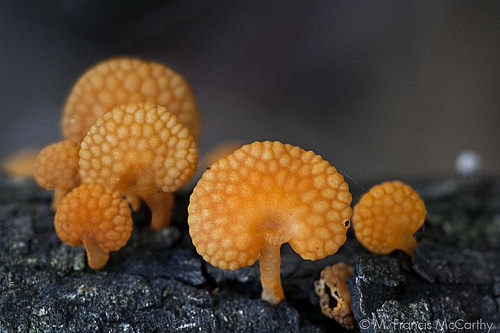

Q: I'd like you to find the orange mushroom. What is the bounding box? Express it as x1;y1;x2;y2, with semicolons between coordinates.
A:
314;262;356;329
2;149;39;178
352;181;426;256
188;141;352;305
62;56;201;143
34;140;80;210
79;102;198;230
54;183;133;269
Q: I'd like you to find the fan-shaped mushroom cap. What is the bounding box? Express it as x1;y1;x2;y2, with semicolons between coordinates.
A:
314;262;356;329
55;183;132;269
62;57;201;143
352;181;426;256
188;141;352;304
34;140;80;210
79;102;198;229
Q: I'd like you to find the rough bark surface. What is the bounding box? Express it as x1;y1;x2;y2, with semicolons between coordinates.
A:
1;175;499;332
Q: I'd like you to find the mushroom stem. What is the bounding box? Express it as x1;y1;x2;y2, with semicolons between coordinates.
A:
52;188;68;211
398;236;417;257
135;179;174;230
148;191;174;230
83;238;110;270
124;190;142;211
259;241;284;305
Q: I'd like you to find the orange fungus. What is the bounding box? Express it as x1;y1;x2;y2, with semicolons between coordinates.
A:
34;140;81;210
55;183;133;269
188;141;352;305
62;56;201;143
352;181;426;256
79;102;198;229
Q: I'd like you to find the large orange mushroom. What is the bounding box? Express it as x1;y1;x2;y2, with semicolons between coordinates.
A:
188;141;352;305
62;56;201;143
79;102;198;230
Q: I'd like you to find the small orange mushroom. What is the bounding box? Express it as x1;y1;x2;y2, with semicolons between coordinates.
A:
34;140;80;210
352;181;426;256
314;262;356;329
54;183;133;269
2;149;39;178
188;141;352;305
61;56;201;143
79;102;198;230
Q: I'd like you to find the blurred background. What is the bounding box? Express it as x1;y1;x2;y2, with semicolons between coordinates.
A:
1;0;499;181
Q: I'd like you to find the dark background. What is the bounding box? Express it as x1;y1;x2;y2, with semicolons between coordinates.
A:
1;0;499;181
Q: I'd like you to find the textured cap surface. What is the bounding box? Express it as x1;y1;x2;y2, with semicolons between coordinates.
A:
62;57;200;142
79;102;198;192
34;140;80;191
55;183;132;252
352;181;426;255
188;141;352;270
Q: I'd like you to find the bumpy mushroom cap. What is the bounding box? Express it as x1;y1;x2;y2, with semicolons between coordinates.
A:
79;102;198;229
55;183;132;269
188;141;352;305
62;56;201;143
352;181;426;256
314;262;356;329
34;140;80;210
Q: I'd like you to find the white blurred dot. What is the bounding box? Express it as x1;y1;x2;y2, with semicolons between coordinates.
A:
455;150;482;176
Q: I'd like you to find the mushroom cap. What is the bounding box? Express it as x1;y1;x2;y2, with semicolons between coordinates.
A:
61;56;200;143
314;262;356;329
34;140;80;191
54;183;132;252
188;141;352;270
352;181;426;254
78;102;198;192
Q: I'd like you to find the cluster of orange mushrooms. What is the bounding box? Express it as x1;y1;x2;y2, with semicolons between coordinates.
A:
33;56;426;327
35;57;200;269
